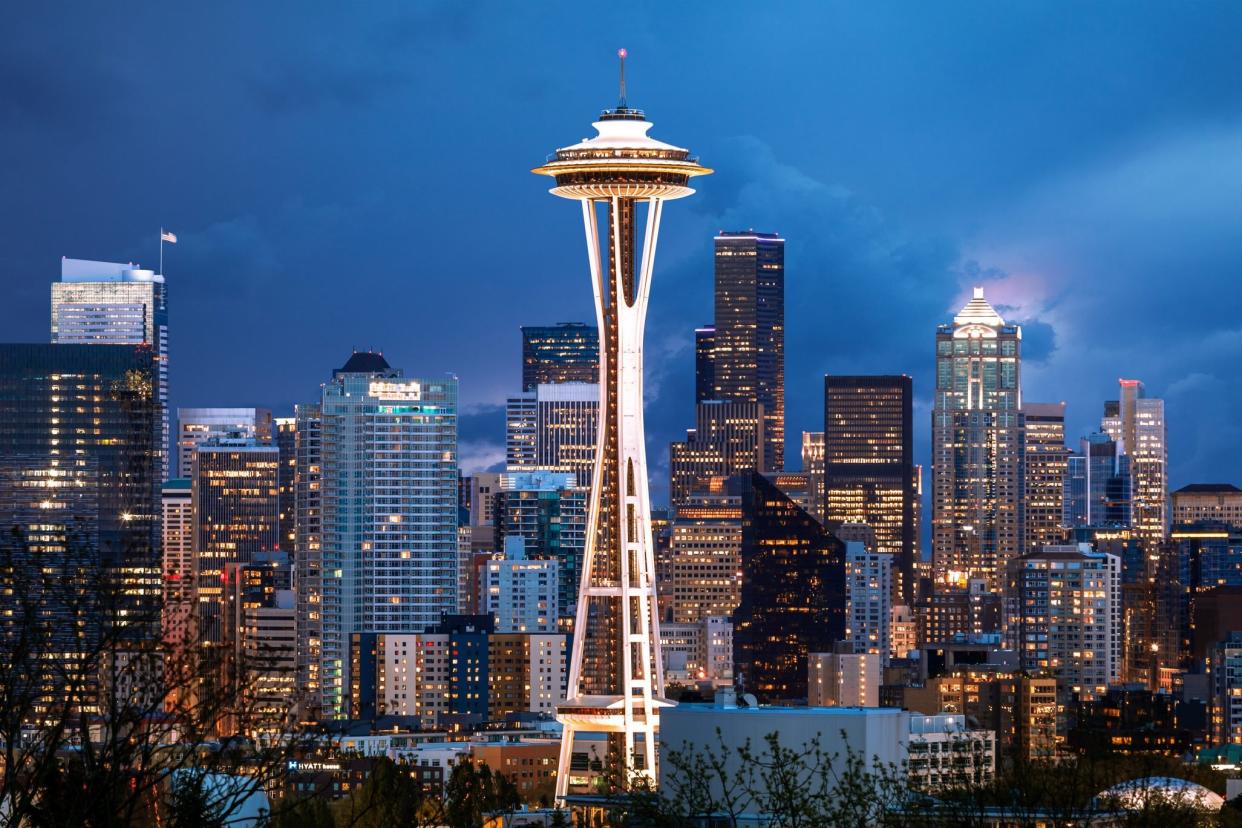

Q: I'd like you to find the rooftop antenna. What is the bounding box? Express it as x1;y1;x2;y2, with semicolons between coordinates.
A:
617;48;628;109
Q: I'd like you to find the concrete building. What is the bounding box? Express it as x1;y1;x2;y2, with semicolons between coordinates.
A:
846;542;893;665
494;471;586;625
175;407;273;480
907;713;996;791
669;400;765;507
480;537;558;634
162;478;194;655
1008;544;1121;699
808;650;881;707
1022;402;1068;553
1173;484;1242;529
801;431;825;524
666;492;743;624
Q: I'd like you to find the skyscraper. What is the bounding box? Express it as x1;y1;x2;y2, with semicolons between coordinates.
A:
274;417;296;553
532;56;710;793
824;375;918;603
845;542;892;665
293;401;323;716
1022;402;1068;553
801;431;825;524
711;231;785;470
667;491;744;625
0;343;162;635
1128;386;1169;545
668;400;766;506
521;323;599;390
192;436;280;647
51;258;169;479
161;478;194;656
494;470;586;624
732;472;845;701
505;382;598;482
176;407;273;480
301;352;458;719
1008;545;1120;700
932;288;1024;593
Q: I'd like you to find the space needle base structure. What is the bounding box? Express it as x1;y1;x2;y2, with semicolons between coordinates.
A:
533;51;711;798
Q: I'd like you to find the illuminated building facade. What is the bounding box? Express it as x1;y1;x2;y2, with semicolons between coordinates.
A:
0;343;161;638
1022;402;1068;553
505;382;598;483
801;431;825;524
808;650;881;707
1064;432;1131;529
845;542;892;665
162;478;194;655
222;551;295;734
1123;384;1168;545
192;436;280;647
275;417;296;553
1210;632;1242;746
293;401;323;716
732;472;845;701
52;258;169;480
521;322;599;390
175;407;273;480
711;231;785;471
668;492;743;624
932;288;1024;593
532;57;711;793
669;400;765;507
304;352;458;719
479;537;559;634
824;375;917;603
1173;483;1242;528
1008;544;1120;699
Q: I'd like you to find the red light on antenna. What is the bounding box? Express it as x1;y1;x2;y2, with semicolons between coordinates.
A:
618;48;627;59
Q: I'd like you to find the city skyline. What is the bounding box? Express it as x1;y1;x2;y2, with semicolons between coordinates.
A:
4;5;1242;510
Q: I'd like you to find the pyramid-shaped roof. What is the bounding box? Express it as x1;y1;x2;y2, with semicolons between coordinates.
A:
954;287;1005;326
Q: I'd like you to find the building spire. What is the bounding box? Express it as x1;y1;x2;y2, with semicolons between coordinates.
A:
617;48;628;108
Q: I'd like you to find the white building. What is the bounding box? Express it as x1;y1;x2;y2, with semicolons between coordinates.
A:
659;699;909;805
1008;544;1121;699
480;536;558;634
175;407;273;479
52;258;169;478
161;478;194;653
846;542;892;665
891;604;918;661
808;651;881;708
907;713;996;791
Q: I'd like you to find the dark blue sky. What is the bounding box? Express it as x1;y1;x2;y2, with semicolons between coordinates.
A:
5;2;1242;504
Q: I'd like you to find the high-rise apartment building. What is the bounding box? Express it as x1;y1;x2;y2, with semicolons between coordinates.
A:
667;492;744;624
711;231;785;470
1022;402;1068;553
824;375;918;603
669;400;765;506
51;258;169;479
300;352;458;718
732;472;845;701
1173;484;1242;529
1008;544;1120;699
845;542;892;665
292;402;322;715
505;382;598;483
175;408;273;480
479;537;559;634
1124;384;1168;544
0;344;162;634
932;288;1024;593
192;437;280;647
520;323;598;391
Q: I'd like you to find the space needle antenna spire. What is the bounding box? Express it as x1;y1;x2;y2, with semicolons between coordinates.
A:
617;47;628;108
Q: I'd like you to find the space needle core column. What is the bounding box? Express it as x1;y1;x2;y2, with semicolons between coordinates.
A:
534;50;711;797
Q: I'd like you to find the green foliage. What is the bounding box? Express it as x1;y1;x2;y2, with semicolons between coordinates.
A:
443;758;522;828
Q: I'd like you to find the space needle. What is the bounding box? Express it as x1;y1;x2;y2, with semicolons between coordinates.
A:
533;50;711;797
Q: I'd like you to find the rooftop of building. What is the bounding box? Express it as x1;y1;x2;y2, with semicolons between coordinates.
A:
952;286;1005;327
1173;483;1242;494
336;350;392;375
60;257;163;284
715;229;784;241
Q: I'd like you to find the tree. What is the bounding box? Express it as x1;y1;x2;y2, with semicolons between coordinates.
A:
444;759;522;828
